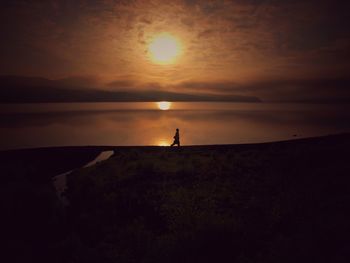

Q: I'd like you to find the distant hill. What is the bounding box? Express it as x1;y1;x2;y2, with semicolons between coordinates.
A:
0;76;261;103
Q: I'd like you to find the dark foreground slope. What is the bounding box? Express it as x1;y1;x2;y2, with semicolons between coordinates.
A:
1;134;350;262
66;134;350;263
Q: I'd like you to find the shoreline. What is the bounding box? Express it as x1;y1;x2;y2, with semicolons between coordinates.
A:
1;132;349;152
1;133;349;180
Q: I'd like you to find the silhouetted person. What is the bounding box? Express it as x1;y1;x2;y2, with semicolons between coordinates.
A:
171;128;180;147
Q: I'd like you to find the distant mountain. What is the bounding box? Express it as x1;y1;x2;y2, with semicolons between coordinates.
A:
0;76;261;103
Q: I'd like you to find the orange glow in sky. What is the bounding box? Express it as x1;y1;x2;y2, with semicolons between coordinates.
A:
1;1;349;103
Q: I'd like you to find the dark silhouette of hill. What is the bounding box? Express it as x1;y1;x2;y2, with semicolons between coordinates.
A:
0;75;261;103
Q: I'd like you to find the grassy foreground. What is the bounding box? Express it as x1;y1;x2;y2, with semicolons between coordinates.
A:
1;134;350;262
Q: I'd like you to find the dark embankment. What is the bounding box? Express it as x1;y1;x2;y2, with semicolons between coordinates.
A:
0;146;107;183
1;134;350;262
0;146;104;263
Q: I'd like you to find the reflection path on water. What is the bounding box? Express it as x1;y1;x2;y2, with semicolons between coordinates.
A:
1;102;350;150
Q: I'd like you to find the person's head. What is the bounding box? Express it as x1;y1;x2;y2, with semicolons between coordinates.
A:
176;128;179;131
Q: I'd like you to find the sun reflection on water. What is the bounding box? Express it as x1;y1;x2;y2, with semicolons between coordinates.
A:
156;101;171;110
157;139;169;146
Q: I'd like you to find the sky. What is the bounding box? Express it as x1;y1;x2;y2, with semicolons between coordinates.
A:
1;0;350;102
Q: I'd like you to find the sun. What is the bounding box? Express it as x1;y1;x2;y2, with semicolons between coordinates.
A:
157;101;171;110
148;33;182;64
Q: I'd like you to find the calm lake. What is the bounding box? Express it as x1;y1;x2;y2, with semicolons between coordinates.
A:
1;102;349;150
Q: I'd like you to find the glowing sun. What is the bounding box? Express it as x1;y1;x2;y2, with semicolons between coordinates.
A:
157;101;171;110
148;33;182;64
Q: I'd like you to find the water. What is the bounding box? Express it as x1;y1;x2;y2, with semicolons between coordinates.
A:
0;102;349;150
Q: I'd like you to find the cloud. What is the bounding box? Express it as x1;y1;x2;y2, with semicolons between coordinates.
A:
0;75;260;102
106;79;137;90
248;78;350;102
0;0;349;96
197;29;214;39
171;77;350;103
